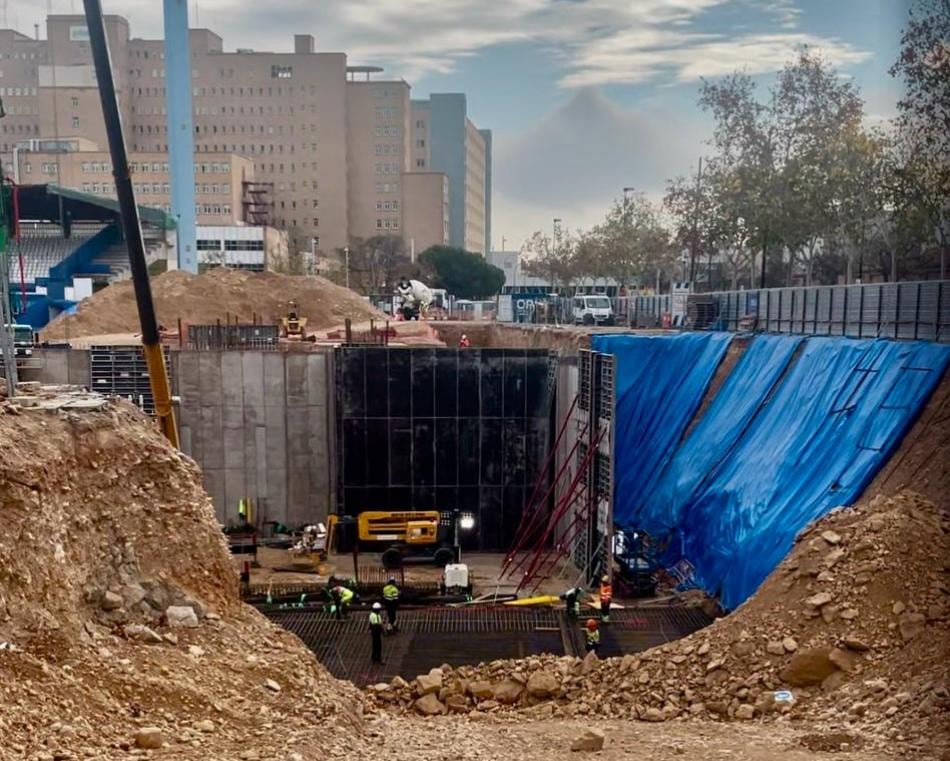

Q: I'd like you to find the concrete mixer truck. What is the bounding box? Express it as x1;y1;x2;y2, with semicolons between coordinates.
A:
394;277;433;320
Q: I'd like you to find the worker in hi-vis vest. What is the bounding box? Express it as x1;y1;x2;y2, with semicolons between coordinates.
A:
382;577;400;633
369;602;384;663
599;575;613;622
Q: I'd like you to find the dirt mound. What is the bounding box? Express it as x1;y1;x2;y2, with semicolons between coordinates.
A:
41;268;384;341
371;491;949;757
0;397;364;759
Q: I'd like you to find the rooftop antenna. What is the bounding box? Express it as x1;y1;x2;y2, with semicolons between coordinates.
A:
1;1;7;29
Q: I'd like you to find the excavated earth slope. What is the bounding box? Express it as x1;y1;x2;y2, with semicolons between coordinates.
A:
0;398;365;760
40;268;383;341
369;491;950;758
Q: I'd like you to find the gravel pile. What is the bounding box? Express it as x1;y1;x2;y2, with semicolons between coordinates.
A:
368;491;949;757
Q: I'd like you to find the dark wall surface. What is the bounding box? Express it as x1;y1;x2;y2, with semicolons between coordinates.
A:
336;347;554;551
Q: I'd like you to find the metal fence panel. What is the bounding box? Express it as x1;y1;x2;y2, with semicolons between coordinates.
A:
627;280;950;342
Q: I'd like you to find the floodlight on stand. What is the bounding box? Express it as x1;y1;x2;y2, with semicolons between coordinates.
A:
459;514;476;531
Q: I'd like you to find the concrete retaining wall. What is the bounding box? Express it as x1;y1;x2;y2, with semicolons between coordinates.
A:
175;350;333;528
20;347;90;385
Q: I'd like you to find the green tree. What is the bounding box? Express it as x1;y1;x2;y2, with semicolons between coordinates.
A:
890;0;950;277
591;192;672;288
698;50;866;286
520;230;581;288
418;246;505;299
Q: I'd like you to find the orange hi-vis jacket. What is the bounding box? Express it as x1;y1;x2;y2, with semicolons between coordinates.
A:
599;582;613;603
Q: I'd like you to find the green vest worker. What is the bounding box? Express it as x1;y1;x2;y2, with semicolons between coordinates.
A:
382;577;400;633
332;585;354;620
369;602;384;664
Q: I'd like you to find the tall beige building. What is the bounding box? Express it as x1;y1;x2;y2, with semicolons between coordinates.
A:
0;16;487;258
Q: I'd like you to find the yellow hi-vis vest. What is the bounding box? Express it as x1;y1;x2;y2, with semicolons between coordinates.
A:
383;583;400;601
586;629;600;646
369;611;382;627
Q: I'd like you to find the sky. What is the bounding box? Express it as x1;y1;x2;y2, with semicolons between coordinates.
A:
9;0;911;250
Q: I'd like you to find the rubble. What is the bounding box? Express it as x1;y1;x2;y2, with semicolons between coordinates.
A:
0;399;365;760
368;491;949;757
569;727;605;752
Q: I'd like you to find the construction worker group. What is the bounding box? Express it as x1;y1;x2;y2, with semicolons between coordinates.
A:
560;574;612;656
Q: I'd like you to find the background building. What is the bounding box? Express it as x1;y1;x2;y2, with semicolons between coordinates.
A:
0;16;490;260
411;94;492;254
14;137;254;226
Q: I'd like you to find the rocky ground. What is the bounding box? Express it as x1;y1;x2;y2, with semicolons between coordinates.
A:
368;491;950;758
1;392;946;760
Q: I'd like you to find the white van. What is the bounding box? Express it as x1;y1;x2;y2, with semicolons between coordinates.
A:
572;295;615;326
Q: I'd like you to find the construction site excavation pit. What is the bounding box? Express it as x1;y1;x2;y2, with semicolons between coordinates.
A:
2;326;949;759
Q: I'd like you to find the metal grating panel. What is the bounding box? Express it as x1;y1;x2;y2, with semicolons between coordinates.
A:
89;345;169;414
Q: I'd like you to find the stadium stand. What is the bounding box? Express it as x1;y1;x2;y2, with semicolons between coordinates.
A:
5;185;173;329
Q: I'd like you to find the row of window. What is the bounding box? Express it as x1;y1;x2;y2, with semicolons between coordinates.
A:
1;103;37;115
375;143;403;156
192;84;317;98
375;163;401;176
375;200;400;211
81;161;113;173
376;218;400;230
0;51;43;61
0;87;38;97
374;126;401;138
196;239;265;251
374;108;400;120
1;125;41;137
375;182;399;193
196;203;232;216
191;104;316;117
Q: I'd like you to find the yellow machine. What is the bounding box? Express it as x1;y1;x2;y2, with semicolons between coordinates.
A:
281;300;308;340
324;510;458;569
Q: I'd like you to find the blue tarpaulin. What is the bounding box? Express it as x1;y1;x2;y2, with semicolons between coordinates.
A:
644;334;804;538
596;334;950;610
681;337;950;609
591;332;733;527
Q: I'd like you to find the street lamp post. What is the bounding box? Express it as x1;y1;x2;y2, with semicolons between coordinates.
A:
343;246;350;290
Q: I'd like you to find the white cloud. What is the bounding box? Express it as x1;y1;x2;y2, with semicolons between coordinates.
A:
15;0;870;89
561;31;872;88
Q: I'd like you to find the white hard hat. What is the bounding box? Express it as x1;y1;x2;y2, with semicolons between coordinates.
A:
372;602;382;610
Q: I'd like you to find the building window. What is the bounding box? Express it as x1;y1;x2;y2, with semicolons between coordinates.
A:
312;218;319;226
71;96;79;107
376;219;383;229
416;159;425;168
271;65;293;79
416;120;425;129
416;138;425;148
71;116;80;129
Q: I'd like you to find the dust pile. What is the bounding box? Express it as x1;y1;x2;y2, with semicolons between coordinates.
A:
41;268;384;341
370;491;949;757
0;396;365;760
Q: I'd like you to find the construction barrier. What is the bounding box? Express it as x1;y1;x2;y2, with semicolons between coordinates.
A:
594;333;950;610
591;333;733;528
